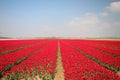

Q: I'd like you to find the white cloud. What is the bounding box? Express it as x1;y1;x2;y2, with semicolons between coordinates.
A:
107;1;120;12
101;12;109;16
112;22;120;27
67;9;120;38
67;1;120;38
69;13;100;27
68;12;120;28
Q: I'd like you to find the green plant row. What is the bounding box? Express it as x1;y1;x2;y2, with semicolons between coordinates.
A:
2;66;54;80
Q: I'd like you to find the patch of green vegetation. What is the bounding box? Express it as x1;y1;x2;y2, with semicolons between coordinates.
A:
2;66;54;80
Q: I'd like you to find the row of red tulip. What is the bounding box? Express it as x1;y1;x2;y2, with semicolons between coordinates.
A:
0;39;119;79
65;40;120;68
0;40;45;53
85;42;120;50
3;40;58;76
79;42;120;56
0;40;47;70
60;40;120;80
71;39;120;55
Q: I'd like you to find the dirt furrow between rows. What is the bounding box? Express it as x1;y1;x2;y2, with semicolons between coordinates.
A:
54;42;65;80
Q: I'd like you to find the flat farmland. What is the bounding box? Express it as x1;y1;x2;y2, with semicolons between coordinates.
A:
0;39;120;80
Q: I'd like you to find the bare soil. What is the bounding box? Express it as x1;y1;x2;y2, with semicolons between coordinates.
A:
54;42;65;80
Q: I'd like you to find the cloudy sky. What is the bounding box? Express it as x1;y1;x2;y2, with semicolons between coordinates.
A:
0;0;120;38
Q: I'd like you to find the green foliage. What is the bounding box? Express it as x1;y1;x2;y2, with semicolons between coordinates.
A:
0;72;3;78
4;64;13;71
2;65;54;80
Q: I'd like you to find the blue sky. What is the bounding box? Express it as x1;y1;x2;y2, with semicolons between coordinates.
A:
0;0;120;38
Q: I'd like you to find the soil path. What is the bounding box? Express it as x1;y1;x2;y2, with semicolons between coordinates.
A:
54;42;65;80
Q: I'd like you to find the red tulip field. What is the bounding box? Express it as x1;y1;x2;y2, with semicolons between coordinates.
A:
0;39;120;80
